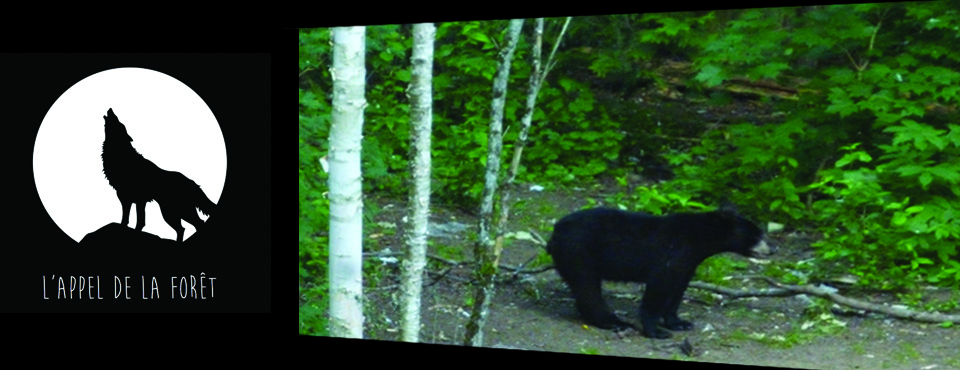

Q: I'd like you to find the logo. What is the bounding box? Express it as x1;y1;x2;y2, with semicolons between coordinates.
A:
33;67;227;243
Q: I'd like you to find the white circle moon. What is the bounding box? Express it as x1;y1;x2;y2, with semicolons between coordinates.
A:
33;67;227;243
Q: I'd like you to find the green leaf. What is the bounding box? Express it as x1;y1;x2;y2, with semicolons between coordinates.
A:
885;120;946;151
930;165;960;184
300;90;323;111
835;151;870;168
753;62;790;80
892;212;907;226
469;32;490;45
919;172;933;188
941;85;960;101
770;199;783;211
947;125;960;147
896;53;919;67
826;87;859;117
396;69;411;82
695;64;725;87
840;143;861;151
895;165;925;177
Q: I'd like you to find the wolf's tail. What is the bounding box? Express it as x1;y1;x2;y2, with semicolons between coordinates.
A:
176;172;216;216
194;183;216;217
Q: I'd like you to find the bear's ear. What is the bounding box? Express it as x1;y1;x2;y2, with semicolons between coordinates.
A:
718;200;738;215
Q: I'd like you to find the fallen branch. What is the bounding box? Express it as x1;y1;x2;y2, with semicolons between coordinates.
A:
688;281;795;298
363;251;551;281
690;276;960;324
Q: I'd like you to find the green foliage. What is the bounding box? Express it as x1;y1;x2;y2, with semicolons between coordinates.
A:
302;4;960;317
432;241;465;264
594;178;706;217
694;255;752;284
299;283;328;335
430;21;523;203
579;347;602;355
523;79;624;183
298;20;630;206
300;28;332;336
299;141;329;336
729;322;811;349
794;3;960;289
655;117;806;220
362;26;415;194
643;3;960;289
898;290;960;315
696;9;794;87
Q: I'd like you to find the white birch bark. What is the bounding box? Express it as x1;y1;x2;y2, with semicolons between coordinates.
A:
495;18;571;266
464;19;524;347
400;22;436;343
328;26;366;339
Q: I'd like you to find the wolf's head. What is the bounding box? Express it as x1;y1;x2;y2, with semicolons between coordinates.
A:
103;108;133;143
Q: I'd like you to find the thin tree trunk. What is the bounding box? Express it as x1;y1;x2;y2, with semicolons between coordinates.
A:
400;22;436;343
328;26;366;339
494;18;567;271
464;19;524;347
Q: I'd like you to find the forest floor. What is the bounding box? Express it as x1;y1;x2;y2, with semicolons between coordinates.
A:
357;186;960;370
317;66;960;369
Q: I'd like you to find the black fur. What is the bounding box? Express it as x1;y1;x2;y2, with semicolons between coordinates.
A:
547;205;773;338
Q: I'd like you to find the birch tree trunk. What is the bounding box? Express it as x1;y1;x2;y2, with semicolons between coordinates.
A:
463;19;524;347
494;17;571;271
328;26;366;339
400;22;436;343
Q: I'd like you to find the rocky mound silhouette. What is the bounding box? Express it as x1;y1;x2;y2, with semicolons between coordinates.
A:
80;223;179;248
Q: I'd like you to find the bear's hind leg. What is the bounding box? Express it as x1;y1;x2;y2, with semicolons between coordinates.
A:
661;278;694;331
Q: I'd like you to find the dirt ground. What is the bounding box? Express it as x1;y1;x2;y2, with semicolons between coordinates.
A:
350;186;960;370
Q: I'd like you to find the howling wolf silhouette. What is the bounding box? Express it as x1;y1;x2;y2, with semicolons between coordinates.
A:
101;108;215;242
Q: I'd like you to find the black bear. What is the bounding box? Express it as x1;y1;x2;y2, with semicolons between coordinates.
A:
546;204;773;339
